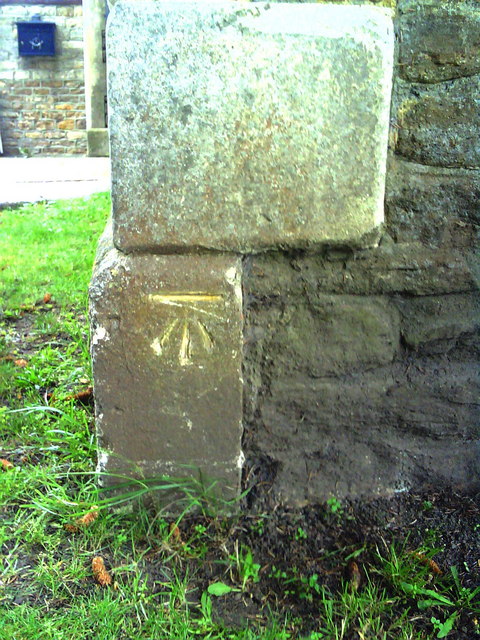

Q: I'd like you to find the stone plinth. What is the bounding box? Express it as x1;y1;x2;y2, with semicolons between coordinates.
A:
107;1;394;252
90;224;243;498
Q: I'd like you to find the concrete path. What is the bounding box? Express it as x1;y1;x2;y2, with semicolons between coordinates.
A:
0;157;111;208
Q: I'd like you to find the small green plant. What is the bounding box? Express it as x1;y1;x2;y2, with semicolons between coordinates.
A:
431;614;458;639
270;566;288;581
251;515;266;536
207;582;240;597
269;566;322;602
326;496;343;517
294;526;307;541
197;590;215;632
232;544;261;589
194;523;207;535
115;532;128;545
182;522;209;558
297;573;322;602
423;527;441;547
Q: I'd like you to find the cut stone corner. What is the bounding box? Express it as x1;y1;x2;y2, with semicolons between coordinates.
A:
89;234;244;510
89;0;400;511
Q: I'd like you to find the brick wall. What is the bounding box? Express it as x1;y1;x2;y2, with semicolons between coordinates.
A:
0;4;86;155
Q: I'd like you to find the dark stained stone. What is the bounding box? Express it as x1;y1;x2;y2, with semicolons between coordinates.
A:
394;76;480;168
244;339;480;503
385;155;480;248
397;0;480;83
243;244;479;298
395;293;480;353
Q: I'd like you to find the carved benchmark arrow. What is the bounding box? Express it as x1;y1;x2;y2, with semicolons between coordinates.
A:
148;293;223;366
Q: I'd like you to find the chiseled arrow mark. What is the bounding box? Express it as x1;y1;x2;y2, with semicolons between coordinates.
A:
149;292;221;366
149;293;222;303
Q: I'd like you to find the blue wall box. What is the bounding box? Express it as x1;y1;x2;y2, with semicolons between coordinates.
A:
17;18;56;57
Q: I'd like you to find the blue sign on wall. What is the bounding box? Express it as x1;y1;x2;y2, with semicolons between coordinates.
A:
17;19;56;57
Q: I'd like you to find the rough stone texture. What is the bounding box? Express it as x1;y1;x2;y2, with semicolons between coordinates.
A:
240;0;480;505
252;295;400;378
395;293;480;353
87;128;109;157
243;245;479;298
394;76;480;168
108;1;394;252
255;368;480;503
255;369;480;503
0;4;86;156
388;0;480;261
385;155;480;248
90;225;243;499
397;0;480;83
243;259;480;504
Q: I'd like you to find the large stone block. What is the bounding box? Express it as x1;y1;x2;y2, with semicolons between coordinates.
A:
248;295;400;379
394;76;480;168
246;361;480;503
397;0;480;83
90;225;243;499
243;244;479;298
107;1;394;252
385;156;480;248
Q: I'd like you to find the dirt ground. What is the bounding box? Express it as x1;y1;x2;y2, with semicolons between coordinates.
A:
144;489;480;638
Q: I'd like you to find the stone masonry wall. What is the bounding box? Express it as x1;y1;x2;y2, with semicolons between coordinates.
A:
90;0;479;508
92;1;396;505
242;0;480;507
0;3;86;155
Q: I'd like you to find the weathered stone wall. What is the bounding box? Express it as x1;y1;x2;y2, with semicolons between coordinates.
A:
91;0;479;509
0;3;86;155
91;1;396;504
243;0;480;506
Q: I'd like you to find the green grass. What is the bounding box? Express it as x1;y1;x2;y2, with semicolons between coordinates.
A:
0;195;478;639
0;193;110;310
0;194;284;639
